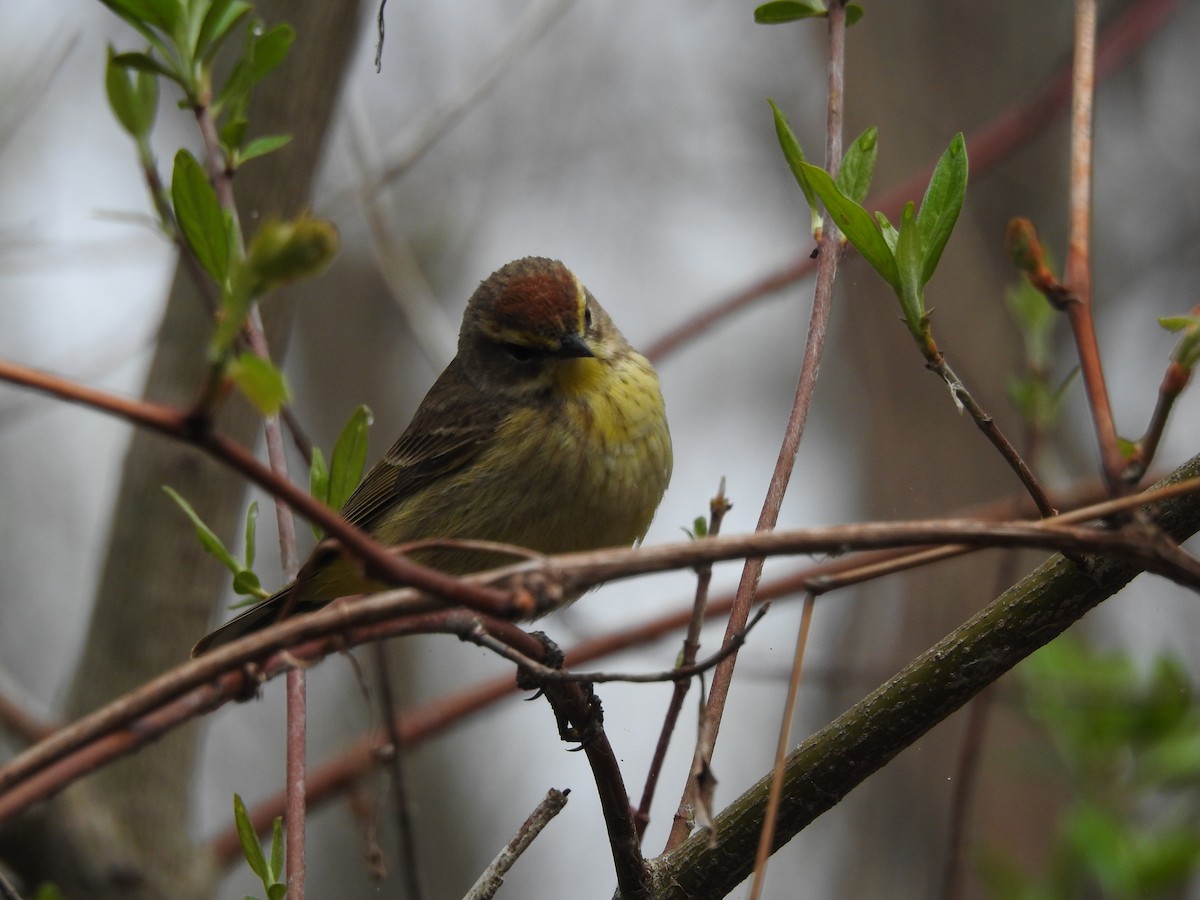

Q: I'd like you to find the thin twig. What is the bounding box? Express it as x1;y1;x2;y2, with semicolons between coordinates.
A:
639;482;730;841
464;788;570;900
924;354;1056;517
327;0;576;217
747;592;816;900
691;0;848;820
1064;0;1124;491
370;645;425;900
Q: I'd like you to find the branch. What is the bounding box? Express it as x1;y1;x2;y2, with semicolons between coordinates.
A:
5;470;1199;826
0;358;512;615
646;457;1200;900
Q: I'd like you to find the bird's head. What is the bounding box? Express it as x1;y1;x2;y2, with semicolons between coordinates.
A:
460;257;626;391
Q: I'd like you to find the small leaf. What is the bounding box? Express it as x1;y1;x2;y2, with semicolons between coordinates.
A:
233;793;269;880
220;116;248;155
1158;313;1200;370
196;0;252;61
754;0;827;23
171;149;229;283
328;405;373;510
894;201;926;334
915;132;968;287
229;352;291;415
835;126;878;205
247;23;295;83
98;0;180;34
231;568;264;597
309;446;329;506
111;50;179;84
237;133;292;165
105;48;159;138
243;500;258;568
799;161;899;289
267;885;288;900
269;816;285;882
874;211;899;253
163;486;239;572
845;5;865;25
768;100;820;235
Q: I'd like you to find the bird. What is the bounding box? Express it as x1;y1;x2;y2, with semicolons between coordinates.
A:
192;256;672;655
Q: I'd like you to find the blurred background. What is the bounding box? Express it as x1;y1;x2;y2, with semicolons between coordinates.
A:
1;1;1199;897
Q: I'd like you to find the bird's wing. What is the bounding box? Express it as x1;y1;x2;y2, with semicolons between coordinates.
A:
336;370;505;533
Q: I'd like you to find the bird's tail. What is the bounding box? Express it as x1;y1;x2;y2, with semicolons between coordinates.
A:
190;585;295;657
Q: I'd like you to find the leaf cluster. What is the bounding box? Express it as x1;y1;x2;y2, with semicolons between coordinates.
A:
234;793;286;900
981;637;1200;899
771;100;967;355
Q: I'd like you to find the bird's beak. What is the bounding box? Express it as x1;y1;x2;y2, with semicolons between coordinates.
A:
556;333;595;358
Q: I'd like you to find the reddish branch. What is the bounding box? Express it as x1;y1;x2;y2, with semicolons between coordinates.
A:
0;357;512;616
2;478;1198;828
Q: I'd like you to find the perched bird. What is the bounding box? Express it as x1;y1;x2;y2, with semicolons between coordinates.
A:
192;257;672;655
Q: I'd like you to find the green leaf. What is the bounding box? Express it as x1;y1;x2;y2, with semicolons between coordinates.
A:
1158;315;1199;333
1007;278;1057;371
267;885;288;900
247;23;295;82
874;211;898;252
894;201;926;334
692;516;708;539
769;100;824;238
269;816;285;882
754;0;826;23
196;0;252;61
309;446;329;506
845;4;865;25
1159;314;1200;370
231;569;264;597
915;132;967;287
233;793;269;880
328;405;373;511
171;149;230;283
111;50;180;85
98;0;181;34
243;500;258;568
835;126;878;205
220;116;248;155
229;352;291;415
237;133;292;165
163;486;239;573
799;161;899;289
105;48;159;138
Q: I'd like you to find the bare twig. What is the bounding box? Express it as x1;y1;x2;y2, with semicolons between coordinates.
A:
370;645;425;900
464;788;570;900
747;591;817;900
327;0;576;216
643;483;730;843
695;0;849;818
1064;0;1125;491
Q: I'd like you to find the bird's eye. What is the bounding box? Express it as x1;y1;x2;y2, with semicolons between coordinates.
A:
503;343;535;362
584;306;593;331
